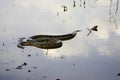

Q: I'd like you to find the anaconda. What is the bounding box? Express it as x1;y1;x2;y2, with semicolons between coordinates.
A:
17;30;81;49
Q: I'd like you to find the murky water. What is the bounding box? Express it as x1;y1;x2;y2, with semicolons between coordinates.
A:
0;0;120;80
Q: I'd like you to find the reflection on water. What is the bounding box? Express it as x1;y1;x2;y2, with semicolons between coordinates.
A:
0;0;120;80
17;30;81;55
1;26;120;80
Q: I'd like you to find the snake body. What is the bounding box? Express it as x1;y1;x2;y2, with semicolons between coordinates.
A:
17;30;81;49
29;30;81;41
18;38;62;49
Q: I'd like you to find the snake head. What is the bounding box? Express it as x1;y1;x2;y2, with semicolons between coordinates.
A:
73;30;82;33
17;37;28;49
18;37;29;43
17;43;25;49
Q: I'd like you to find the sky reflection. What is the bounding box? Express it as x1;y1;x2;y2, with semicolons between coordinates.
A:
0;0;120;80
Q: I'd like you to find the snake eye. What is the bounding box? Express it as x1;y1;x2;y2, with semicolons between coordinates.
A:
18;37;27;42
23;39;27;42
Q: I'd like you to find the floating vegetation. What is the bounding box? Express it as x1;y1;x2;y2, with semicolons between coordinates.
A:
83;1;86;8
22;62;27;66
5;69;10;71
27;70;31;72
42;76;46;78
16;62;27;70
62;5;68;12
28;54;31;57
3;29;6;32
36;54;38;56
2;42;5;46
33;66;37;69
87;25;98;36
73;0;76;8
117;73;120;76
60;55;65;59
16;66;22;70
56;78;60;80
73;63;76;66
0;49;4;52
57;12;59;16
80;0;82;7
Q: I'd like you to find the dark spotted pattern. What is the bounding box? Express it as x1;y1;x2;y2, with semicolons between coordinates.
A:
17;30;81;49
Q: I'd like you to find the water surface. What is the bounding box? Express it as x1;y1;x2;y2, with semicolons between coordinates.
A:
0;0;120;80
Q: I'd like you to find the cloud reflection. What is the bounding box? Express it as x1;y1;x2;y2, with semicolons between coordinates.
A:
0;0;120;80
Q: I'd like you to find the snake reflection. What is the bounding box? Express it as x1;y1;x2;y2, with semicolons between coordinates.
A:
17;30;81;51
